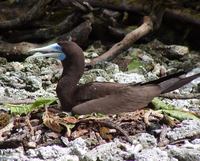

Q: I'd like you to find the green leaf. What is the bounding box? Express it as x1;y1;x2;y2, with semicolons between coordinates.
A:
6;97;57;115
159;109;200;121
127;59;142;71
31;97;57;108
6;104;32;115
152;98;200;121
152;98;175;110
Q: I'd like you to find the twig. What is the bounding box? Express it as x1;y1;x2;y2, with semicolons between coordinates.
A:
72;1;88;12
144;109;163;126
0;99;35;105
25;115;34;136
144;110;151;126
160;93;200;99
157;125;169;147
78;119;132;144
37;138;62;148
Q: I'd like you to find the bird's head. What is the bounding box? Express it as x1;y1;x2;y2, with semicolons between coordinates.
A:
27;41;83;61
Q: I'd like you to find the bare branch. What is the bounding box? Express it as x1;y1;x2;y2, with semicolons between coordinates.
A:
160;93;200;99
7;13;81;42
88;16;153;66
0;0;52;29
0;41;39;59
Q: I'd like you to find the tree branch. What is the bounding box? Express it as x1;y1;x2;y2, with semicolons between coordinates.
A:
88;16;153;66
0;41;39;59
160;93;200;99
0;0;52;29
57;20;92;47
5;13;81;42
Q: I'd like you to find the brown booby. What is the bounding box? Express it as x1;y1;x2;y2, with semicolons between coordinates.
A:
28;41;200;114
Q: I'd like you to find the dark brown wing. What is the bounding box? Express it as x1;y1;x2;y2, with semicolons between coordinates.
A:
73;85;161;114
74;82;126;102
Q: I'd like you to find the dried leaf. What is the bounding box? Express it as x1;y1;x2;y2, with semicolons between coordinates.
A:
77;112;108;120
60;122;76;137
99;127;113;141
65;124;75;137
43;111;63;133
43;111;77;136
0;121;14;142
0;112;11;129
162;114;177;126
71;128;88;138
63;116;78;124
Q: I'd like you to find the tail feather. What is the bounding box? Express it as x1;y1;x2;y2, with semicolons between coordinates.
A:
141;71;186;86
159;73;200;94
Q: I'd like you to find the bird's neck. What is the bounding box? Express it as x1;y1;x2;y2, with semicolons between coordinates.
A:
56;57;85;111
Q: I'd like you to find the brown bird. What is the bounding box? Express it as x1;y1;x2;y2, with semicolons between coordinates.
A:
28;41;200;114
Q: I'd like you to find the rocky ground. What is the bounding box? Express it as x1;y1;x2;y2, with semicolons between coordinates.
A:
0;40;200;161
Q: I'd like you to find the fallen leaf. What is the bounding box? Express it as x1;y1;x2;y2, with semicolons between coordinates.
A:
43;111;63;133
99;127;113;141
63;116;78;124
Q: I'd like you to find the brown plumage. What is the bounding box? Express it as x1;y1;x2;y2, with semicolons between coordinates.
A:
55;41;200;114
